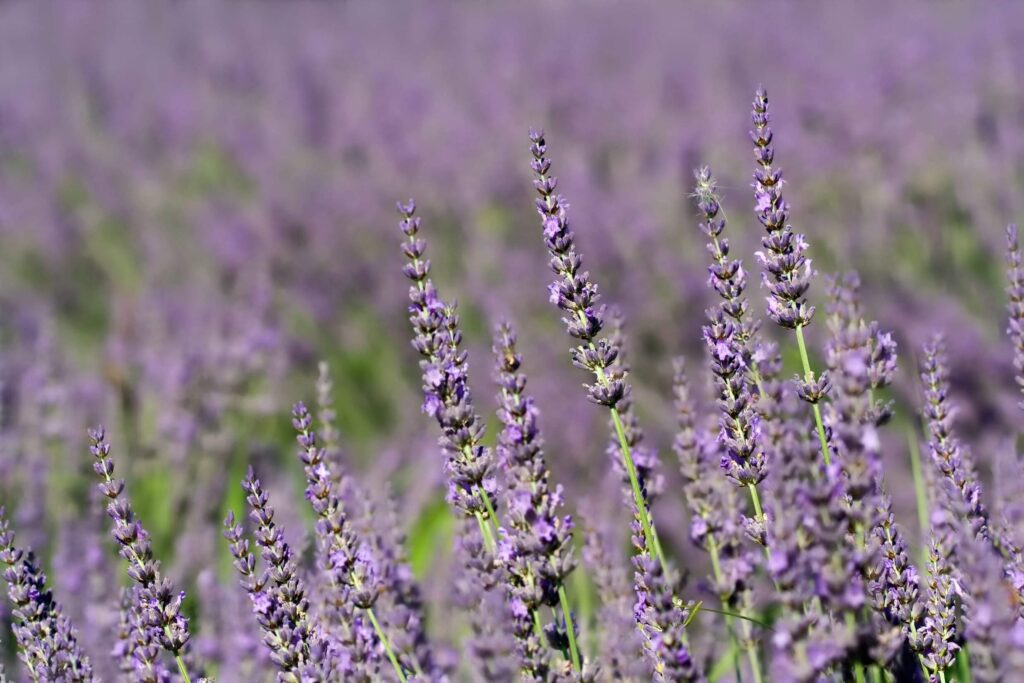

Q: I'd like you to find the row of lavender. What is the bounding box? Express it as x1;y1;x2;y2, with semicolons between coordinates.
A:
4;87;1024;682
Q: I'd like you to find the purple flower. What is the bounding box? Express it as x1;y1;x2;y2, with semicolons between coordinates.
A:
223;470;334;679
750;88;815;330
399;201;498;522
0;509;94;682
493;321;582;677
88;426;194;675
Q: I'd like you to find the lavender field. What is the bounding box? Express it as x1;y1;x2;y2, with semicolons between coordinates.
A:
2;1;1024;681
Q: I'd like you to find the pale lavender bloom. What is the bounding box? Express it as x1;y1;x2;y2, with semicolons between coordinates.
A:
910;537;960;674
960;531;1024;683
453;523;517;682
630;519;702;682
291;403;383;677
581;518;644;680
225;470;336;681
920;337;1024;606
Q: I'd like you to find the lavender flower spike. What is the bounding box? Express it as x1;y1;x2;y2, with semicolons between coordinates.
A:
919;338;990;543
910;538;960;678
693;167;769;552
750;87;832;465
528;129;665;571
399;200;499;536
225;469;335;681
88;426;194;683
292;402;411;681
493;321;583;676
750;88;814;330
1;509;94;682
632;527;703;682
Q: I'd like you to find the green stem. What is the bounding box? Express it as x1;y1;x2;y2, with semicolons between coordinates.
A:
743;621;763;683
173;653;191;683
610;408;667;574
558;585;582;672
475;511;496;552
746;484;774;569
366;606;408;683
794;324;830;466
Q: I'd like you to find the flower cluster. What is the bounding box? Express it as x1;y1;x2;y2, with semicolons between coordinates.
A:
0;509;93;682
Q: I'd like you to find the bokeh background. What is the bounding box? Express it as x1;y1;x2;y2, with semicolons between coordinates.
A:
2;0;1023;678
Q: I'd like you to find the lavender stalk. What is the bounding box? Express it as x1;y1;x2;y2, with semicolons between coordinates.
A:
88;426;193;683
528;129;666;574
493;322;583;675
750;87;832;466
693;167;771;557
0;509;94;682
399;200;499;549
292;402;408;681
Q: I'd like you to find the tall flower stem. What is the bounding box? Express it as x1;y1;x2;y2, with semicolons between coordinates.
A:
610;406;666;571
365;604;407;683
558;584;582;672
795;324;831;466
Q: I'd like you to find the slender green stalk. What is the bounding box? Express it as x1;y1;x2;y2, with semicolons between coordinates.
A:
474;511;496;552
558;585;582;672
742;622;763;683
610;407;667;574
794;324;831;466
173;653;192;683
366;605;408;682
